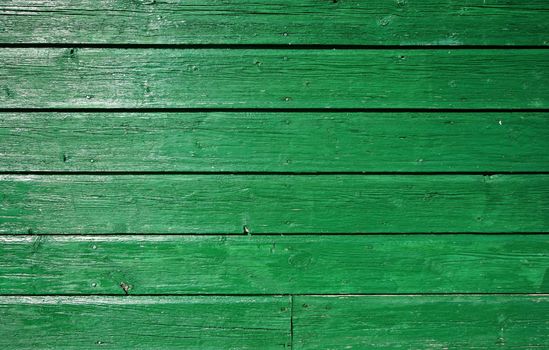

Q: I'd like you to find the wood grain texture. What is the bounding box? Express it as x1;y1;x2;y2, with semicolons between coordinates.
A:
293;295;549;349
1;1;548;346
1;174;548;234
1;0;548;45
1;48;547;109
0;296;291;349
0;235;547;294
2;112;549;172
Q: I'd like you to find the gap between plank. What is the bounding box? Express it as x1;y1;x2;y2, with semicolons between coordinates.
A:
1;108;549;113
1;233;548;237
2;171;549;176
1;293;547;297
290;295;294;349
0;43;548;50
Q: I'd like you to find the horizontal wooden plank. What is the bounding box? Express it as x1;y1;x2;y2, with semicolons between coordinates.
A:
2;112;549;172
293;295;549;349
0;235;547;294
0;296;291;349
1;49;547;109
1;175;548;234
1;1;548;45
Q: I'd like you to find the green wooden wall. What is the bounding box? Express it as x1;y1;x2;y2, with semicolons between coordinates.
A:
0;1;548;348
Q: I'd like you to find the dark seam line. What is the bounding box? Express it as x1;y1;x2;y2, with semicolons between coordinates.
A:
0;43;548;50
252;232;549;236
1;232;548;237
1;293;546;297
1;171;548;176
1;108;549;113
289;295;294;349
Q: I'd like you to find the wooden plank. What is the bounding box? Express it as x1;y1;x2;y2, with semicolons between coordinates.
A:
0;235;547;294
2;112;549;172
0;296;291;349
1;175;548;234
1;49;547;109
1;0;548;45
293;295;549;349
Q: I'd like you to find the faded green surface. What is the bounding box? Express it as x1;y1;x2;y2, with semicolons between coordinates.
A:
1;49;547;109
0;1;548;349
1;0;548;45
294;296;549;349
2;112;549;172
0;296;291;349
2;174;548;234
0;235;547;294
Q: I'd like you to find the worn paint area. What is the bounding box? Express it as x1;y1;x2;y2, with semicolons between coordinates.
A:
0;1;548;349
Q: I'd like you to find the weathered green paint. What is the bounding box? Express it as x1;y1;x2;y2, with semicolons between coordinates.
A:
1;0;548;346
2;174;548;234
0;235;547;295
293;295;549;349
1;48;547;109
1;0;548;45
0;296;291;349
2;112;549;172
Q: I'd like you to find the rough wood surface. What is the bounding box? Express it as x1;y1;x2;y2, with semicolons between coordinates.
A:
1;48;547;109
0;296;291;349
2;112;549;172
293;295;549;349
1;0;548;45
1;0;548;347
2;174;548;234
0;235;547;295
